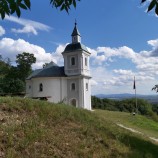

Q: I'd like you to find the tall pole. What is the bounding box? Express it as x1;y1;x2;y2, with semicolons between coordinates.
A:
133;76;138;114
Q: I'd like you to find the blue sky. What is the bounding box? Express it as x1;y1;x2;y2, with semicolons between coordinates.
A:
0;0;158;95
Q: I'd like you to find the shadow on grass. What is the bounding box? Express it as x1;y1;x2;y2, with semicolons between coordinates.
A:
120;134;158;158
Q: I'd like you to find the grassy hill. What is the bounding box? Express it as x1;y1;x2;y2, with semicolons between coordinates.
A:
95;110;158;139
0;97;158;158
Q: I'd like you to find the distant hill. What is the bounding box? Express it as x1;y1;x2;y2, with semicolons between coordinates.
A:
96;93;158;104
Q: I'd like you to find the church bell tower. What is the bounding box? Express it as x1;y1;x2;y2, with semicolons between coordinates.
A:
62;22;91;77
62;22;91;110
71;22;81;43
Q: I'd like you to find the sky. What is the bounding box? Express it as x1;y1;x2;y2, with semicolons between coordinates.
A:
0;0;158;95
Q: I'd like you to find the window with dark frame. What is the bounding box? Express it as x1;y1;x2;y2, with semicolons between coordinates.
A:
71;83;75;91
85;57;87;66
86;83;88;91
39;83;43;92
71;57;75;66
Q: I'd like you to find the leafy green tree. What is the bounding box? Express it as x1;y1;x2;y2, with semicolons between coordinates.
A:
0;60;10;77
0;0;80;19
0;55;11;74
1;66;25;93
0;53;36;94
15;52;36;93
0;56;11;93
1;77;25;94
1;0;157;20
91;96;104;109
16;52;36;82
152;104;158;115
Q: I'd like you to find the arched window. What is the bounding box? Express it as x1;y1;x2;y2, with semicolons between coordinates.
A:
71;57;75;66
71;99;76;107
39;83;43;92
71;83;76;91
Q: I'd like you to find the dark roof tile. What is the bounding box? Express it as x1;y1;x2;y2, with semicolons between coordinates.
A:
26;62;66;79
71;25;80;36
63;42;90;54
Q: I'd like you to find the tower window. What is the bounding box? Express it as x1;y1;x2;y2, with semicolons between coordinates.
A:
71;57;76;66
85;57;87;66
39;83;43;92
71;83;76;91
86;83;88;91
73;37;77;42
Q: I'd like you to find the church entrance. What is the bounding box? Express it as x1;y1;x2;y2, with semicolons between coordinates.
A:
70;99;77;107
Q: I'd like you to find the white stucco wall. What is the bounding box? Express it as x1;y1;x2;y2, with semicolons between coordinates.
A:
83;78;91;110
81;53;90;77
26;76;91;110
63;50;90;77
26;80;33;97
67;78;79;107
26;77;67;103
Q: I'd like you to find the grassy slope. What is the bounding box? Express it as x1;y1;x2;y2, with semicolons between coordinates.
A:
95;110;158;138
0;97;158;158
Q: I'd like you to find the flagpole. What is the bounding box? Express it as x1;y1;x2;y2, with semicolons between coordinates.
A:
134;76;138;114
135;83;138;114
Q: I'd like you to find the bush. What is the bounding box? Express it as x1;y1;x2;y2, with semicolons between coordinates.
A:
152;104;158;115
91;96;158;121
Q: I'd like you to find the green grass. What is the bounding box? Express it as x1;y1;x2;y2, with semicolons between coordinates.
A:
95;110;158;138
0;97;158;158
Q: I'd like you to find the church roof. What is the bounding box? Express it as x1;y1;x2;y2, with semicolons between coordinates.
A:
26;69;42;80
71;22;80;36
63;42;90;54
26;62;66;80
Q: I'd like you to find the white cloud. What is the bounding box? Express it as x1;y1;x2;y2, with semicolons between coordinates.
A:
88;39;158;94
147;39;158;48
0;36;157;95
113;69;134;76
97;46;137;62
0;38;60;68
5;16;51;35
0;26;5;36
90;79;98;86
87;47;97;57
51;44;67;66
88;40;158;77
11;26;38;35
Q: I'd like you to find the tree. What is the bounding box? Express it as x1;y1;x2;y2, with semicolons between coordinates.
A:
16;52;36;82
1;77;25;94
1;64;25;94
0;53;36;94
0;60;10;77
141;0;158;15
1;0;157;20
152;85;158;93
0;0;80;19
43;63;49;68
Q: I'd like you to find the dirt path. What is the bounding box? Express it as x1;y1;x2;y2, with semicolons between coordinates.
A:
117;123;158;143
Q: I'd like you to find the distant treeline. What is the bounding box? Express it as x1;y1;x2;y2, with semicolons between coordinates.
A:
92;96;158;121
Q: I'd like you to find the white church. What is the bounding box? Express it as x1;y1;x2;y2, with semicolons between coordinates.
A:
26;23;92;110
